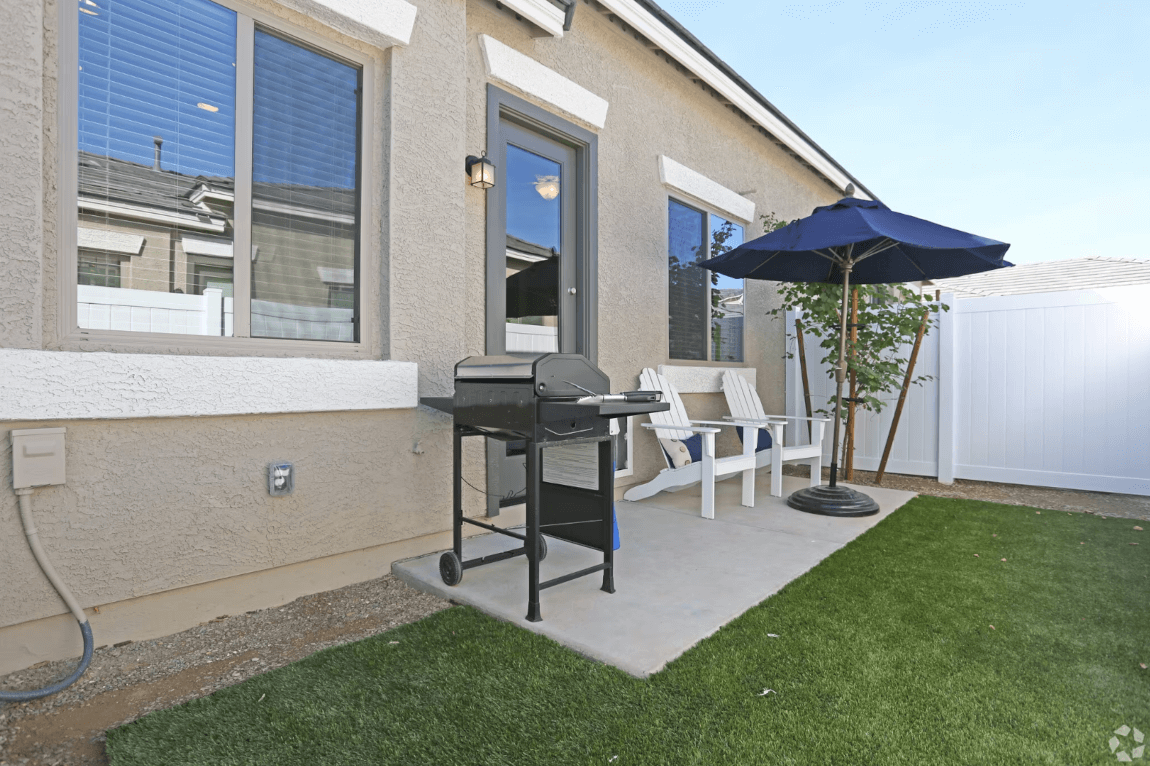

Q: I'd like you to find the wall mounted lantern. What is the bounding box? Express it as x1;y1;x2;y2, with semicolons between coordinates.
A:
465;153;496;189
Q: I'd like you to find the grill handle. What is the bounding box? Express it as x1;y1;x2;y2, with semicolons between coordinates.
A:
576;390;662;405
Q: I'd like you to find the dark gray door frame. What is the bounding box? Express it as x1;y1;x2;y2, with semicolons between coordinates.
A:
484;85;599;516
484;84;598;362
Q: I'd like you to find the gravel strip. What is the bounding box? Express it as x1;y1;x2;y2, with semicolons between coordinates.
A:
0;573;448;766
784;465;1150;521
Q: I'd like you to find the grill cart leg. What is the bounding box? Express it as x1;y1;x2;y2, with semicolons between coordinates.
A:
453;425;463;561
526;441;543;622
600;438;615;594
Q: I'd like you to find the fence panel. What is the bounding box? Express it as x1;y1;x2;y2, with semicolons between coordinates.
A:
949;287;1150;495
787;287;1150;495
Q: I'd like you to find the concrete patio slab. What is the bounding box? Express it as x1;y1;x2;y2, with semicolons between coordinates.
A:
392;474;916;677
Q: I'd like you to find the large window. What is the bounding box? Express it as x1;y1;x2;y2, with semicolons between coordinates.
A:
71;0;367;344
667;199;745;361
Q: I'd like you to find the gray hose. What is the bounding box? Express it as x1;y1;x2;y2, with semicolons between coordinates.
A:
1;490;94;702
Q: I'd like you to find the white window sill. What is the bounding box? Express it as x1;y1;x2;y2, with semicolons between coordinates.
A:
0;349;418;421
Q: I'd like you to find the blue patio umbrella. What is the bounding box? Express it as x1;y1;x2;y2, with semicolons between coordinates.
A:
699;196;1011;516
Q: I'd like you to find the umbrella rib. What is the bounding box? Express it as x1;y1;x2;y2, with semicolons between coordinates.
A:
743;250;790;278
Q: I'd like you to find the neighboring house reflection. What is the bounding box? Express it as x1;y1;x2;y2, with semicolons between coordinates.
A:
77;148;356;340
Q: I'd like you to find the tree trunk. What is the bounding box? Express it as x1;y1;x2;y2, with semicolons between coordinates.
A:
845;288;859;480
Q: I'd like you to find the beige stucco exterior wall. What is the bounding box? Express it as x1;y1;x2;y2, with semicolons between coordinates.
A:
462;1;838;487
1;0;853;671
1;0;45;349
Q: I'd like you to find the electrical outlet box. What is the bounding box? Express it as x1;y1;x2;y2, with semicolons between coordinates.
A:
268;461;294;496
11;428;67;489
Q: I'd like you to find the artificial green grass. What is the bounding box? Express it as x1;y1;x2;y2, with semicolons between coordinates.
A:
106;497;1149;765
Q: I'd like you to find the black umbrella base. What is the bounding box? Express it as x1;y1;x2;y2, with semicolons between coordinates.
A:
787;484;880;517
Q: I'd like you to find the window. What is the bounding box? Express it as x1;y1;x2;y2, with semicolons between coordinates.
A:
78;252;122;288
69;0;369;345
667;199;745;361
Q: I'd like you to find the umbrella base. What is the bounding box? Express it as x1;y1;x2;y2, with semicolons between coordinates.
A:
786;484;879;517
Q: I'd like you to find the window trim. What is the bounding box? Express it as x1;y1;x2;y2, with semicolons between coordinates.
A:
57;0;376;356
666;194;746;363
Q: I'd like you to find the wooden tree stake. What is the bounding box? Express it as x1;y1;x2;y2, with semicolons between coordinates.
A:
845;287;859;480
876;307;931;484
795;317;813;443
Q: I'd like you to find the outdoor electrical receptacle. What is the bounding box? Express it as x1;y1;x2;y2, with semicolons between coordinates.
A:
268;462;294;496
11;428;67;489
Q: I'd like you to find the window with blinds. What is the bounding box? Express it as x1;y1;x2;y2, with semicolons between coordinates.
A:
667;199;745;362
73;0;364;344
250;31;360;342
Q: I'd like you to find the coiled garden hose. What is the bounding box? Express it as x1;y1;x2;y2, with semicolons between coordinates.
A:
0;489;94;702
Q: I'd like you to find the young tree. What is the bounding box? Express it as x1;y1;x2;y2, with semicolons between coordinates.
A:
760;213;948;468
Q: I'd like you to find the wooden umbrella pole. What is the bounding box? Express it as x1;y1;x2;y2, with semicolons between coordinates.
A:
876;307;930;484
845;287;859;480
795;317;813;443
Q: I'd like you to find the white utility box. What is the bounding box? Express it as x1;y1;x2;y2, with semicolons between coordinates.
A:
11;428;67;489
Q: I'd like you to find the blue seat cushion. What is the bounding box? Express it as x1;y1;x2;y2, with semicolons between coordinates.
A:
735;426;773;452
659;433;704;465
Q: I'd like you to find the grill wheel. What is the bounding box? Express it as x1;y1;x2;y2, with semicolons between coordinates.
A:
439;551;463;586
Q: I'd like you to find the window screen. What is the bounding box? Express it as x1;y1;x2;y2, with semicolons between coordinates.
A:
250;30;361;342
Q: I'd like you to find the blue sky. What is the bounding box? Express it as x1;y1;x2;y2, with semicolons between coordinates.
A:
657;0;1148;264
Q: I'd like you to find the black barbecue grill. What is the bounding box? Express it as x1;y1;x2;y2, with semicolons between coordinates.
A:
422;353;668;622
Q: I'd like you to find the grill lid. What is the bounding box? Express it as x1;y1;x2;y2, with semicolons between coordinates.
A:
455;354;538;380
455;353;610;398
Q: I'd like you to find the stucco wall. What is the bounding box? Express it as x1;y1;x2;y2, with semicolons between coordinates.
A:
463;1;838;485
2;0;850;644
1;0;45;349
0;410;457;627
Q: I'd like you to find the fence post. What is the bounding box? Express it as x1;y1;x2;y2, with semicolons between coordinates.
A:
936;292;956;484
203;288;223;337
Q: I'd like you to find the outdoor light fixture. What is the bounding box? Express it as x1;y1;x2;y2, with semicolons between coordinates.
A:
534;174;560;201
465;153;495;189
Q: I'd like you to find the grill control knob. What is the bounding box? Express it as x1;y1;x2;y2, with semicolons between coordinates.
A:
568;287;577;295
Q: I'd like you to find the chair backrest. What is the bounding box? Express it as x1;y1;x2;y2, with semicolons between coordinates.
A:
638;368;694;441
721;370;767;422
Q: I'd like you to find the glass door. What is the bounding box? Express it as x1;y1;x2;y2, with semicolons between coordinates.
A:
494;121;579;508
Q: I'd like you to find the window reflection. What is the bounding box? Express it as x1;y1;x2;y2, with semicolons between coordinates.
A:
668;200;707;360
710;215;744;362
77;0;237;336
250;30;360;342
505;144;561;353
667;202;744;361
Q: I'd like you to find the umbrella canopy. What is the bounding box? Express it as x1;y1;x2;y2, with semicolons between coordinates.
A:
699;196;1011;517
699;197;1011;284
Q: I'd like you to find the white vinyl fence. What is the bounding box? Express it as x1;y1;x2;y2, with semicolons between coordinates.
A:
506;322;558;353
79;285;233;336
787;286;1150;496
78;286;356;340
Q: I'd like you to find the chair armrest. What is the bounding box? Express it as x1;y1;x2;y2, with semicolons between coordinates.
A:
725;414;829;423
692;419;774;429
641;423;720;434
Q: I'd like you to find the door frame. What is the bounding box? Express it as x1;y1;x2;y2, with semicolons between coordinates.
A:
484;85;599;516
485;85;598;362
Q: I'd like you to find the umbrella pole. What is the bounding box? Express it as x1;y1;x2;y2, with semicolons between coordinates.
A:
785;257;876;517
828;265;851;488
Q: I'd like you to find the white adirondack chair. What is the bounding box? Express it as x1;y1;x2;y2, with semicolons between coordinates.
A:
720;370;828;497
622;368;782;519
